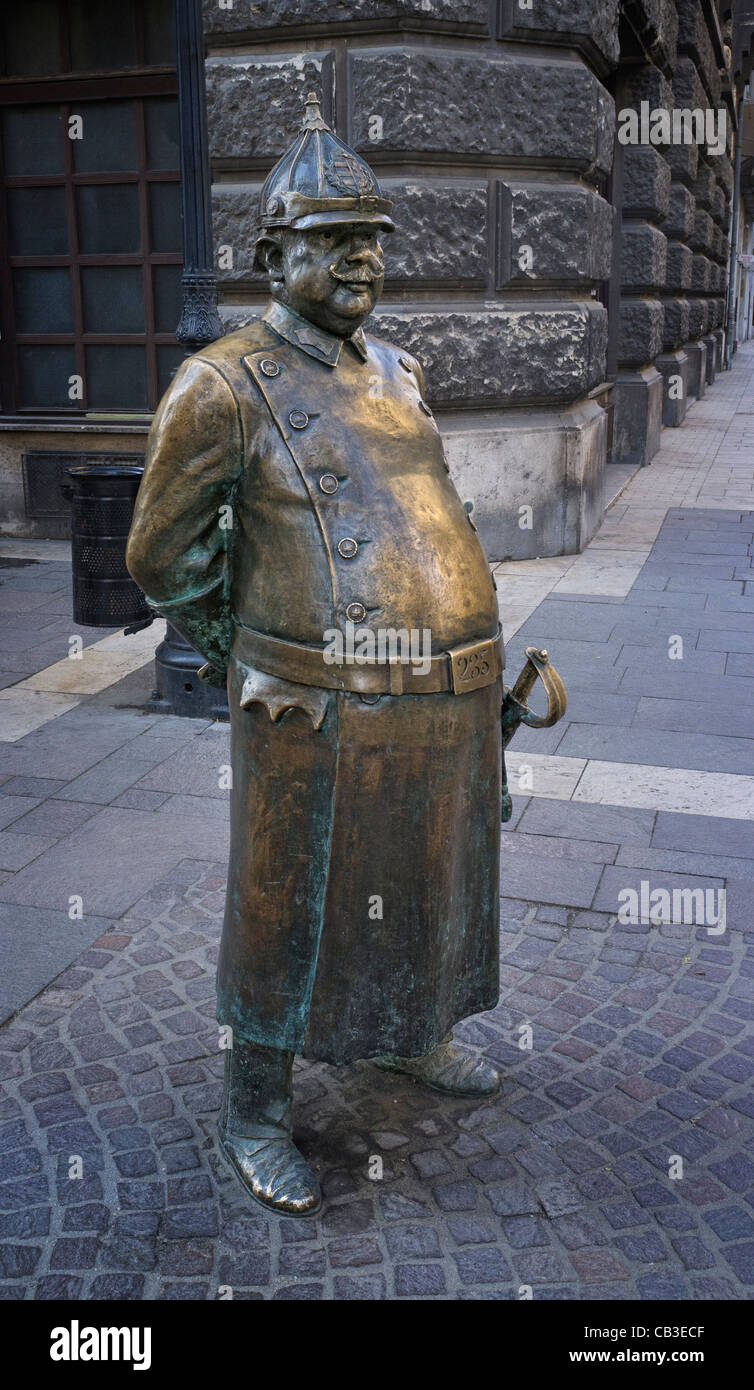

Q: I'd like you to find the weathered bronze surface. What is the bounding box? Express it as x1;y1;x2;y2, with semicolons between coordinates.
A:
127;94;566;1216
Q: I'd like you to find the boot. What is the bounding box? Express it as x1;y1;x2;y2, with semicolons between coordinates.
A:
218;1037;321;1217
373;1033;500;1098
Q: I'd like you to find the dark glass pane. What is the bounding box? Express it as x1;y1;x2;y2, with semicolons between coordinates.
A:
145;0;175;66
86;346;147;409
13;269;73;334
150;181;181;252
68;0;137;73
71;101;137;174
152;265;182;333
157;344;184;398
144;97;179;171
3;2;62;77
81;267;145;333
77;184;140;254
17;345;77;407
2;106;64;175
7;188;69;256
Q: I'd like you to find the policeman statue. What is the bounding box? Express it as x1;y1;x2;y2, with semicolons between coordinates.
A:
128;93;564;1217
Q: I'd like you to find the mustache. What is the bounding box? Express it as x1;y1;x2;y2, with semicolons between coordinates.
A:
329;261;384;284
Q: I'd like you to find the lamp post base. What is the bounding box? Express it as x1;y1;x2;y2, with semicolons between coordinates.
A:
146;622;228;720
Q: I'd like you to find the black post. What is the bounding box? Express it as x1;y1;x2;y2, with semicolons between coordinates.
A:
147;0;228;719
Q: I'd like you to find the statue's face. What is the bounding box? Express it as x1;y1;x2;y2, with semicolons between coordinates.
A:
264;223;385;337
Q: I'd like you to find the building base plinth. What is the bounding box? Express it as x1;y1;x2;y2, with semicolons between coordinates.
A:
655;351;690;428
611;367;663;469
442;397;606;562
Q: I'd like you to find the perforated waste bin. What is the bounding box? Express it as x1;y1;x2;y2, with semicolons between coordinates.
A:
65;464;150;628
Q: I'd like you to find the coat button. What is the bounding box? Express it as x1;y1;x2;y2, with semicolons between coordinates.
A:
319;473;339;494
260;359;280;377
337;537;358;559
419;400;433;416
345;601;366;622
289;410;309;429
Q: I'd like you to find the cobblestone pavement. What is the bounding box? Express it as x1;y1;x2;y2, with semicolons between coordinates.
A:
0;345;753;1300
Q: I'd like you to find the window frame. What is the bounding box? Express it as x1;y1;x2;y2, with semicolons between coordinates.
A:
0;3;181;421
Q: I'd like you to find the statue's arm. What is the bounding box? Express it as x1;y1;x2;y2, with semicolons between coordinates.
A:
126;355;243;681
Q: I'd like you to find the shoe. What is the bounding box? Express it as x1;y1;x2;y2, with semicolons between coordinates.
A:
220;1134;322;1217
217;1036;321;1216
374;1036;500;1097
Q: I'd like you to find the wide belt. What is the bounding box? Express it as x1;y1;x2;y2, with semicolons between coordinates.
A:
232;621;504;697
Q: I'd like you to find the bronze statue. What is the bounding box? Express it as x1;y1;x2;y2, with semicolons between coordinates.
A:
127;93;565;1217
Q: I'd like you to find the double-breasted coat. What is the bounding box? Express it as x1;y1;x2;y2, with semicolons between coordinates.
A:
127;300;503;1064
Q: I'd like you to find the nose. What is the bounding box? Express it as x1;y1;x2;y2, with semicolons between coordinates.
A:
345;242;373;262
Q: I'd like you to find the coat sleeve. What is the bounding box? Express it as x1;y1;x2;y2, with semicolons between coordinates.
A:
126;354;244;680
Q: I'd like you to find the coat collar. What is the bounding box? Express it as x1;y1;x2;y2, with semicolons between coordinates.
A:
262;300;368;367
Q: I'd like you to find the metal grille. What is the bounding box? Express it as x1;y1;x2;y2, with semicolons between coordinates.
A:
73;577;149;627
22;452;144;518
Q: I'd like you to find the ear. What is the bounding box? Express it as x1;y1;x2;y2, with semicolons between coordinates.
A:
254;234;284;279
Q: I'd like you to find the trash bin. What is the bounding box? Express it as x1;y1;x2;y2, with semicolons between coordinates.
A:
64;464;150;628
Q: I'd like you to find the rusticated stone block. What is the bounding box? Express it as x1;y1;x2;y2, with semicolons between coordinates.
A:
370;304;608;406
673;57;707;119
212;179;489;288
664;141;699;186
349;51;614;177
621;222;667;291
716;159;734;201
710;184;725;224
662;183;694;241
497;0;620;67
711;225;726;263
618;65;673;117
206;54;335;161
618;298;664;365
202;0;489;36
661;295;690;349
691;254;711;291
690;209;713;253
212;186;264;286
676;0;720;104
381;181;488;285
665;240;693;289
619;0;677;68
622;147;670;219
693;163;715;210
499;183;613;285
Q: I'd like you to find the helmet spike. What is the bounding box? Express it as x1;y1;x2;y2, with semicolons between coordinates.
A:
301;91;329;132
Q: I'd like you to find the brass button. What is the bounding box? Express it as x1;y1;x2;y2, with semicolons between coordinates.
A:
419;400;433;416
337;537;358;559
345;601;366;622
319;473;339;494
289;410;309;429
399;356;413;373
260;359;280;377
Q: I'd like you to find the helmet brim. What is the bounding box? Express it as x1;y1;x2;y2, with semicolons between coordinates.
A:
290;210;395;233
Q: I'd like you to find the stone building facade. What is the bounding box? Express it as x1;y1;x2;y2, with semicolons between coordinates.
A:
0;1;752;563
201;0;748;559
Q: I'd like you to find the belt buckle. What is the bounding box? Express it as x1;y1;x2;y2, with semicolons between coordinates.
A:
447;636;498;696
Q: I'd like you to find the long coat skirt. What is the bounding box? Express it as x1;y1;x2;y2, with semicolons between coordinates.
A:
216;655;502;1065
